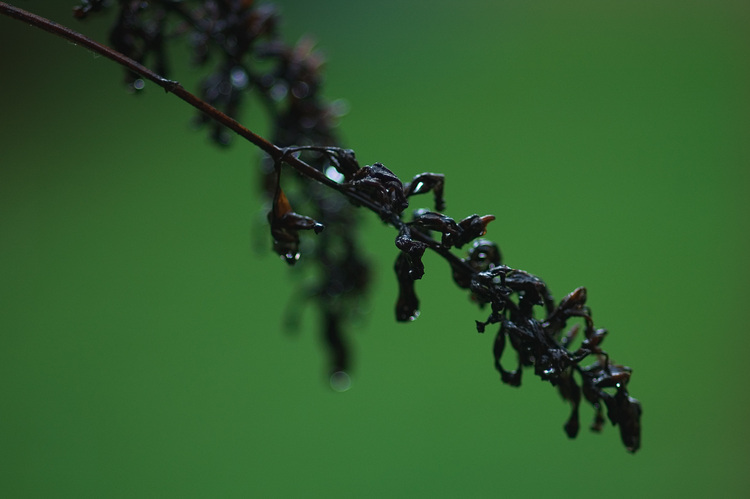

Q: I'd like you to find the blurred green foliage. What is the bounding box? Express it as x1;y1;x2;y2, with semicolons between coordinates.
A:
1;1;748;497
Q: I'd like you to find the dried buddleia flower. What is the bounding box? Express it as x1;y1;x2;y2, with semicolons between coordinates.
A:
405;172;446;211
394;252;420;322
55;0;642;451
268;187;324;264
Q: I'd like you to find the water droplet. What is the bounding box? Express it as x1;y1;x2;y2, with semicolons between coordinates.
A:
329;98;350;117
132;78;145;91
230;67;249;89
325;166;344;183
330;371;351;392
281;252;300;264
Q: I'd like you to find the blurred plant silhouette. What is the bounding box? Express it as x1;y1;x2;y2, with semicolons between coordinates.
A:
1;0;642;452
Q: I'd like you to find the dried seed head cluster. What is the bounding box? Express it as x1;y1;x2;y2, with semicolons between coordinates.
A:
71;0;641;451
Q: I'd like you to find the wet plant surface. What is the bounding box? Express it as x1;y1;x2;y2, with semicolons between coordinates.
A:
3;0;641;452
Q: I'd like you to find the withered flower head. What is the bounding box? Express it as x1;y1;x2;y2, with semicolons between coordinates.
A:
71;0;641;452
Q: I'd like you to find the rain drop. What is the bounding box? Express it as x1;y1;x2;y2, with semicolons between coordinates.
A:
330;371;351;392
230;67;248;89
325;166;344;183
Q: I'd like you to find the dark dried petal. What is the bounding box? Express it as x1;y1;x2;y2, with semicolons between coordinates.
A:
330;148;360;180
347;163;408;218
605;388;642;453
467;239;503;269
395;227;427;279
506;269;549;315
470;265;510;309
557;368;581;438
404;172;445;211
564;414;580;439
493;326;522;386
582;362;632;389
268;188;324;264
394;253;420;321
449;214;495;248
591;404;606;432
410;210;460;247
543;286;589;335
619;395;642;453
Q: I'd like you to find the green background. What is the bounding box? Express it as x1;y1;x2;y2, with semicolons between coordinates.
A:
2;0;748;497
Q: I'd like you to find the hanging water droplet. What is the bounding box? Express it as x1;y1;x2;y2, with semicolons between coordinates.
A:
330;371;351;392
329;98;350;118
282;252;300;264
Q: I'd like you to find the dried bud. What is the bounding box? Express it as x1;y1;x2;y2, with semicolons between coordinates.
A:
405;173;446;212
603;388;642;452
492;326;522;386
447;214;495;248
268;188;324;264
346;163;408;218
410;210;460;247
467;239;503;269
330;148;360;181
395;227;427;280
557;368;582;438
394;253;420;321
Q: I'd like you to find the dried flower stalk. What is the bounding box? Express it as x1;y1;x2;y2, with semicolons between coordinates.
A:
0;0;642;452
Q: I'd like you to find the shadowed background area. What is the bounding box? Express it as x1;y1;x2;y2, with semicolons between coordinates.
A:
1;0;748;497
